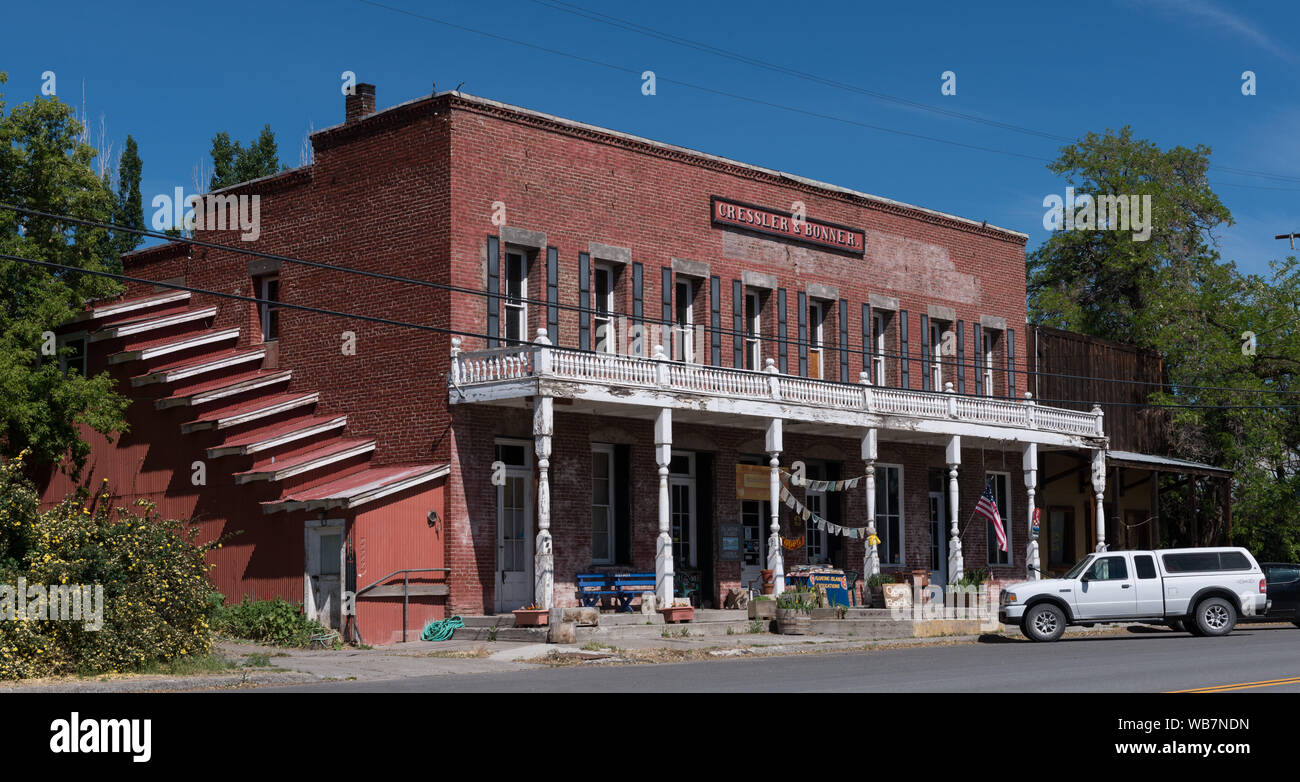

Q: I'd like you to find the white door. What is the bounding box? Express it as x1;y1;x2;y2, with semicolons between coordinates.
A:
305;520;344;629
670;452;697;572
1074;554;1139;619
496;460;534;613
929;492;947;587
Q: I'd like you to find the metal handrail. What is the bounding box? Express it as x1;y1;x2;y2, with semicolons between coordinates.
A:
356;567;451;643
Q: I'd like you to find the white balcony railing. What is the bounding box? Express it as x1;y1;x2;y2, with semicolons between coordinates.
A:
449;334;1104;438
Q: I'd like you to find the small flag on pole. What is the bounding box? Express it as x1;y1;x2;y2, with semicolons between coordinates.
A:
976;483;1007;552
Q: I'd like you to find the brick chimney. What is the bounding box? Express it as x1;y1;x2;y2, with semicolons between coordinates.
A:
345;83;376;123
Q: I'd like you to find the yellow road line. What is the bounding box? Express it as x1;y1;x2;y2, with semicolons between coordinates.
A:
1169;675;1300;693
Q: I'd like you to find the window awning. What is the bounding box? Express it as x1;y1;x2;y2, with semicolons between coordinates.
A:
1107;450;1231;478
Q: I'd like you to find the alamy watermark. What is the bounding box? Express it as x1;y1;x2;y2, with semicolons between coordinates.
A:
1042;187;1152;241
1;578;104;631
151;187;261;241
889;583;1001;632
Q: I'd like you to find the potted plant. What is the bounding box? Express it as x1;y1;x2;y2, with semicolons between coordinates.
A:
760;569;775;595
660;599;694;624
775;587;817;635
512;603;549;627
749;594;777;621
865;572;901;608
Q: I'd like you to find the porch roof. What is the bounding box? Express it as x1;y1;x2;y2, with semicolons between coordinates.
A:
1107;450;1231;478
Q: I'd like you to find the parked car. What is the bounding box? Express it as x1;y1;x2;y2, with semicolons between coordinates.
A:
1238;562;1300;626
999;547;1270;642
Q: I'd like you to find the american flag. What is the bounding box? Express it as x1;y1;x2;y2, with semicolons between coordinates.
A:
976;483;1007;552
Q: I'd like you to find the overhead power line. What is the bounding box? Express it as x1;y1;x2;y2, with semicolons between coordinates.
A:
8;201;1300;400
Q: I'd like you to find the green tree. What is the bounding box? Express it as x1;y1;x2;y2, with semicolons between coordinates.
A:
1027;127;1300;560
208;124;283;191
0;72;130;475
110;134;143;264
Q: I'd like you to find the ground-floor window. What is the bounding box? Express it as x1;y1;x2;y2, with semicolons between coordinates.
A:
875;465;903;565
986;472;1011;565
670;452;696;570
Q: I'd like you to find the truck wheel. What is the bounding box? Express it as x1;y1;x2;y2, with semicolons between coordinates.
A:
1167;618;1185;633
1193;597;1236;637
1021;603;1066;642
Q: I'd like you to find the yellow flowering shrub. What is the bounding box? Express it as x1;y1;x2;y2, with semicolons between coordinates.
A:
1;452;218;679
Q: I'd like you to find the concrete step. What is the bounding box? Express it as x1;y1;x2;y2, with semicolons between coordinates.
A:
575;619;760;642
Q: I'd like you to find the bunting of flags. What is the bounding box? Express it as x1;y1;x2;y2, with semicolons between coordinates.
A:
779;470;864;493
778;485;872;539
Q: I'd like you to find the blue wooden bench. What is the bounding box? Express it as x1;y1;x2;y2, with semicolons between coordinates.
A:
576;572;657;612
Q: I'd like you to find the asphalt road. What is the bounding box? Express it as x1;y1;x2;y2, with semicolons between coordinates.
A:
261;623;1300;693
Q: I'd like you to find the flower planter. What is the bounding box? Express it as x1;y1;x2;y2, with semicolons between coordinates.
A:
775;608;812;635
867;586;884;608
660;605;694;624
749;599;777;620
760;569;775;595
512;608;549;627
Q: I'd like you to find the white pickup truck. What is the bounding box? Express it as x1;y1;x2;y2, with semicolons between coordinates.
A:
998;547;1269;642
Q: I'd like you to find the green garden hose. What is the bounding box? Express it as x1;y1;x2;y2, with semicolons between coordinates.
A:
420;615;465;642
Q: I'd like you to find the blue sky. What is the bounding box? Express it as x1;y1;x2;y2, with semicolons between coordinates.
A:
5;0;1298;276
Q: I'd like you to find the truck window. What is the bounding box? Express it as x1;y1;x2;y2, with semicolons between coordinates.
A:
1086;556;1128;581
1134;555;1157;579
1219;552;1251;571
1162;552;1221;573
1064;555;1094;580
1267;565;1299;584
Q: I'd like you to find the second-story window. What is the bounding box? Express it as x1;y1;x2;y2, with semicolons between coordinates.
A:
674;278;695;363
256;274;280;342
929;320;948;390
593;263;616;353
872;311;888;386
744;290;762;370
808;300;825;379
504;251;528;344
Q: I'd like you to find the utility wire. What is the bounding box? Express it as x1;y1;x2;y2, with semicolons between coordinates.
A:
520;0;1300;188
8;201;1300;399
11;250;1300;413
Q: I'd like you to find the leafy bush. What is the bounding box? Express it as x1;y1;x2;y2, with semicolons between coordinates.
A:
866;573;902;587
212;596;331;647
0;452;216;680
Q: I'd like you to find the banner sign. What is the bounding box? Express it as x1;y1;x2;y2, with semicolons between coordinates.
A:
711;196;865;255
735;463;771;501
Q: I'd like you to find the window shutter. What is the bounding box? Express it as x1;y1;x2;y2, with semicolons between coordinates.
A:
661;267;674;359
861;303;871;373
615;445;632;565
709;276;721;366
486;236;500;348
777;289;788;374
632;262;644;356
1007;328;1016;399
797;291;808;377
838;298;849;382
920;313;931;391
732;280;744;367
973;323;983;395
546;246;559;344
956;319;965;394
899;310;910;389
578;252;591;351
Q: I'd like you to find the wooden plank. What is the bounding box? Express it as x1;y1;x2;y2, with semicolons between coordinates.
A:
361;584;448;598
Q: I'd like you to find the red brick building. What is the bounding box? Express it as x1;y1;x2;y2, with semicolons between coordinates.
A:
43;85;1113;641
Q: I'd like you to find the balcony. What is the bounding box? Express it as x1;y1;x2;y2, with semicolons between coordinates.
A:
449;333;1106;448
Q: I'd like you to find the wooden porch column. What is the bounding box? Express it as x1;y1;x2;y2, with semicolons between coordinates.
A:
862;427;879;578
533;392;554;609
1091;447;1107;552
946;435;963;583
1023;441;1040;580
766;417;785;594
654;407;674;608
